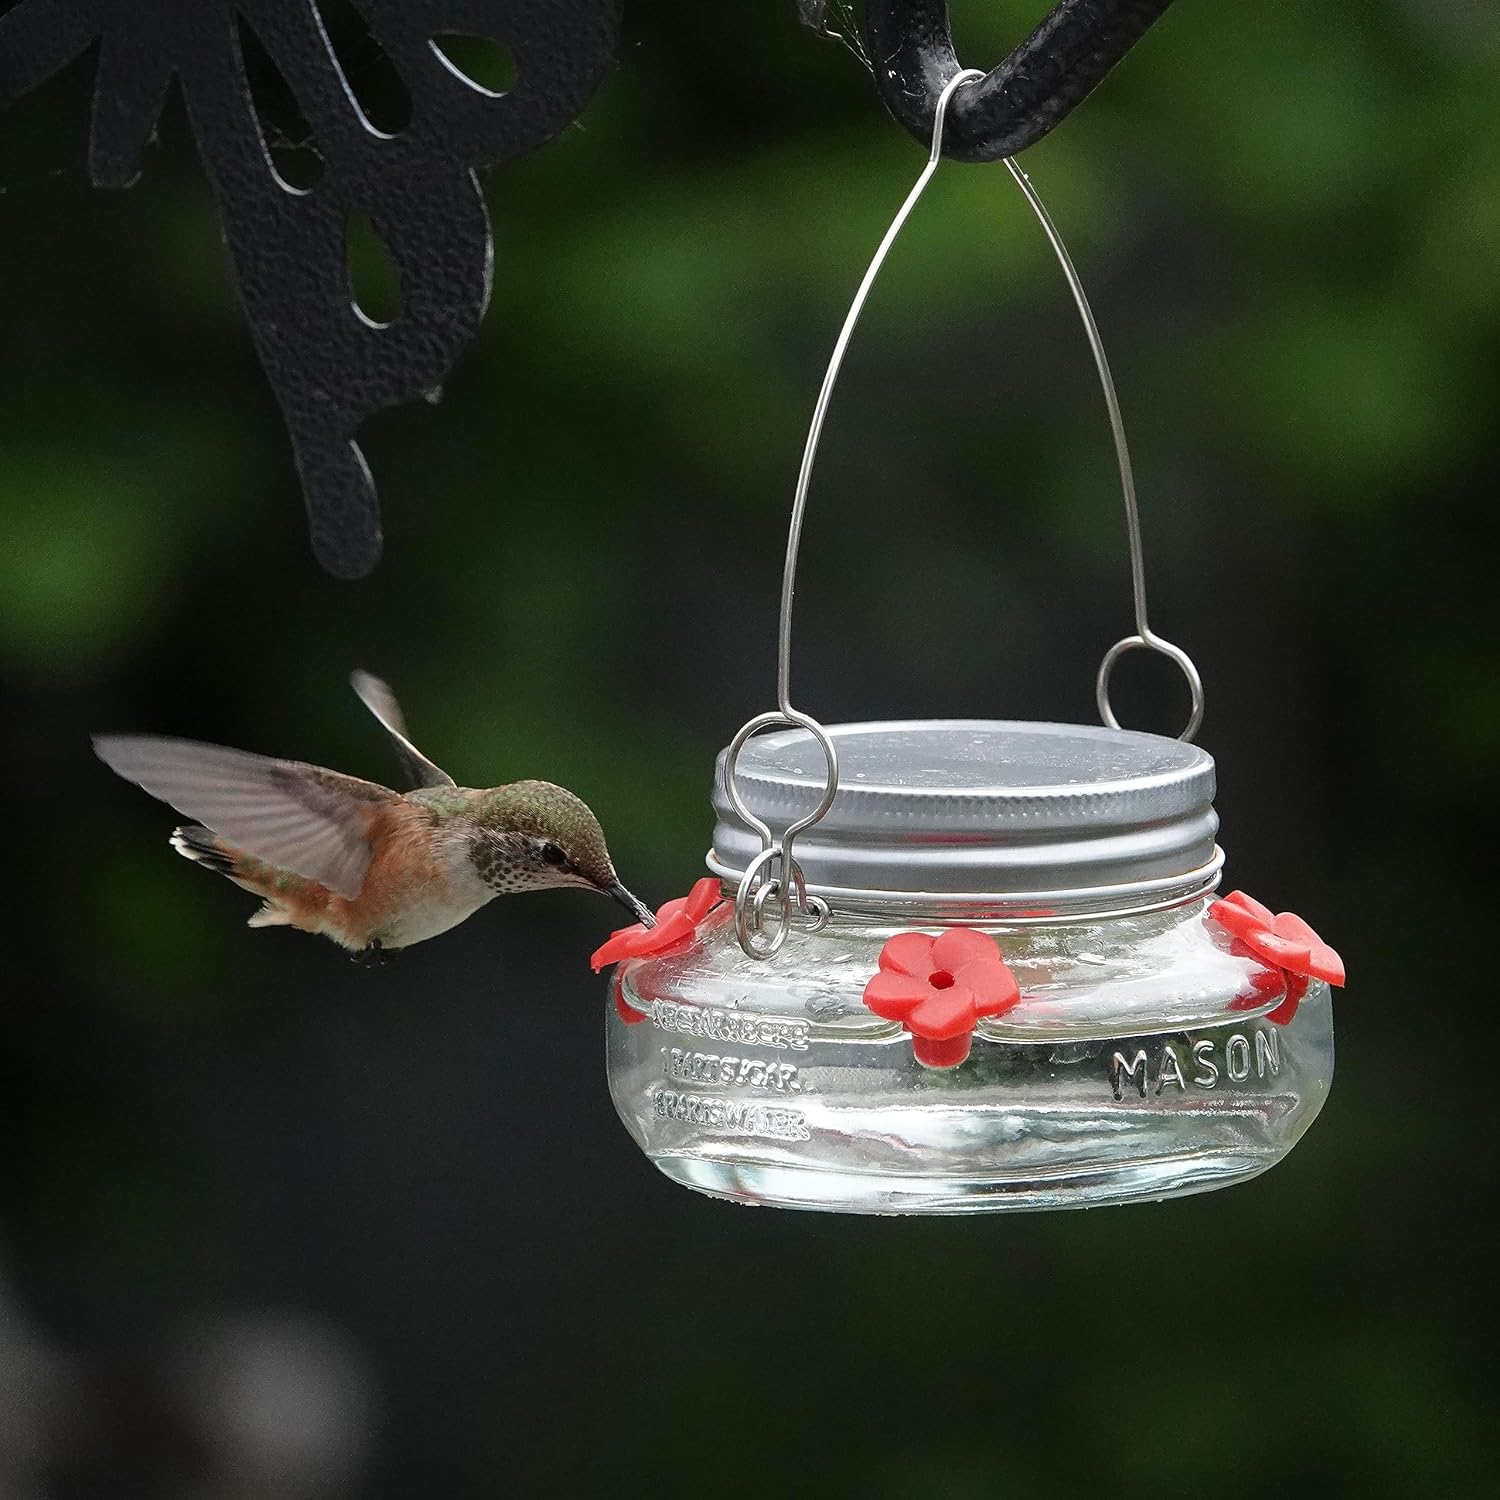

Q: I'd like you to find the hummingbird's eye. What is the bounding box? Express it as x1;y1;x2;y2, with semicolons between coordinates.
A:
539;841;568;867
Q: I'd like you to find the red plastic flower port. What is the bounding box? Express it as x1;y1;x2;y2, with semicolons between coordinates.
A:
1210;890;1345;1026
591;877;723;977
862;929;1021;1069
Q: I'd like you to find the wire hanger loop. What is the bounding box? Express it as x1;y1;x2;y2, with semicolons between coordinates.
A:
724;68;1202;958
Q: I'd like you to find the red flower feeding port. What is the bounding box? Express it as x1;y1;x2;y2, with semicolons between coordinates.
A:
861;928;1022;1069
591;877;724;974
1210;890;1345;1025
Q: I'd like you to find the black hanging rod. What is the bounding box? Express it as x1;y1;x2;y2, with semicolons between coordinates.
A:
862;0;1177;162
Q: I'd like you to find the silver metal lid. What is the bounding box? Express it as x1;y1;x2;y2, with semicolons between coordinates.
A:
709;719;1220;914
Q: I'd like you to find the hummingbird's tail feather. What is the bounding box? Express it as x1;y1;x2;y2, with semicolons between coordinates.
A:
172;825;301;931
169;824;236;875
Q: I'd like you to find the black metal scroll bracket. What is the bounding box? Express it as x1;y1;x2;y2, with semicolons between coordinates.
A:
0;1;620;578
863;0;1176;162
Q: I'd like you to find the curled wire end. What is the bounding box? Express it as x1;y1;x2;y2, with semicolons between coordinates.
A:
733;848;829;961
724;711;840;959
1097;633;1205;743
734;849;790;960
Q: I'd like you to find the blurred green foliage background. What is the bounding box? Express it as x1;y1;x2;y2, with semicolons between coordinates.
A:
1;2;1496;1495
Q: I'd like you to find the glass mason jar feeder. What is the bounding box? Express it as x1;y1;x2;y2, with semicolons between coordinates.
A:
605;720;1335;1214
602;77;1346;1214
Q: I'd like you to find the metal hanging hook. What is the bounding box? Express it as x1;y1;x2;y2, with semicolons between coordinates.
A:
725;66;1202;959
862;0;1177;163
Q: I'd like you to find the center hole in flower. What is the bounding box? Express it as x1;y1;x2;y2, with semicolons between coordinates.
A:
929;970;956;990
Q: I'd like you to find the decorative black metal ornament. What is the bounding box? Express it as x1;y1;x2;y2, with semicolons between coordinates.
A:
0;1;620;578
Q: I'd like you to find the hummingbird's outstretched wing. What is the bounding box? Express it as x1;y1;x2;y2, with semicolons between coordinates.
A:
349;671;457;791
94;736;397;900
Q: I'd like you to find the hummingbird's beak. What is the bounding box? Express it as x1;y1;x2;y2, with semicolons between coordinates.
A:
608;880;656;928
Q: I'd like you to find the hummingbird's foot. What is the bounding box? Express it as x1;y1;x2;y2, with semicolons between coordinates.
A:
352;939;396;967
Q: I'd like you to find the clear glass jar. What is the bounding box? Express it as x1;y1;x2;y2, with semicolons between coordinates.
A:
605;721;1336;1214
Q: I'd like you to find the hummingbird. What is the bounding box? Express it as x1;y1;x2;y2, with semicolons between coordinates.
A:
93;671;654;960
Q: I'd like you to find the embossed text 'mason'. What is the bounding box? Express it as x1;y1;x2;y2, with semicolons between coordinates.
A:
1110;1029;1281;1101
652;1088;811;1141
649;1000;809;1052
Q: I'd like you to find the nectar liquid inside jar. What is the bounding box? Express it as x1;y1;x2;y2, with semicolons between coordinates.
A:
606;721;1334;1214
